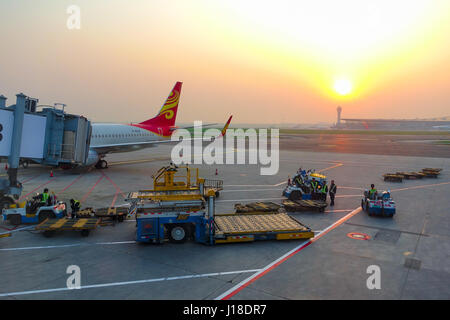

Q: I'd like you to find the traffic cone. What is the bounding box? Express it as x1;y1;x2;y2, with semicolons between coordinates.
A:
215;168;218;175
50;169;53;177
4;163;8;170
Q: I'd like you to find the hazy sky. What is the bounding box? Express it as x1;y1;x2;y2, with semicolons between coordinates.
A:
1;0;449;124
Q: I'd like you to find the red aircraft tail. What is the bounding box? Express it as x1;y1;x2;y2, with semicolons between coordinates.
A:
138;82;182;128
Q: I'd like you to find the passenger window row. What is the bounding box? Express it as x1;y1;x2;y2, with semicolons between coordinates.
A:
92;133;150;138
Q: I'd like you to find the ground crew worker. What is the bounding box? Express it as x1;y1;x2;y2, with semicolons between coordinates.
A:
70;199;80;219
311;178;318;199
320;183;328;201
369;184;377;200
41;188;50;206
329;180;337;206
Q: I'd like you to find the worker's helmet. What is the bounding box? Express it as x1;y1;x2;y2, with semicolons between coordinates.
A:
371;184;375;188
44;188;49;193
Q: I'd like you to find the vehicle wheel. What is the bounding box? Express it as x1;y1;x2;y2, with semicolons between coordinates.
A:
100;160;108;169
21;161;29;169
289;190;301;200
80;229;90;237
0;196;14;210
168;224;188;244
38;211;55;223
8;214;21;226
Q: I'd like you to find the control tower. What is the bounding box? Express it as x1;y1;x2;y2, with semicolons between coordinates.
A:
336;106;342;127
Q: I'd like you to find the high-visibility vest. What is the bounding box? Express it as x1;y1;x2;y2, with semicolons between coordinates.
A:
329;184;336;194
311;181;318;190
321;185;328;194
41;192;49;203
369;188;377;196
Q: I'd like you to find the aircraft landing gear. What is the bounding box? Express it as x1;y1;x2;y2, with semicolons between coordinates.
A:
95;159;108;169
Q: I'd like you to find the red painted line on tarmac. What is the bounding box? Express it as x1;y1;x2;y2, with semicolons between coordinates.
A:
81;176;103;203
19;178;56;201
218;207;362;300
101;171;126;198
111;190;119;207
22;175;41;184
57;174;84;195
0;225;18;231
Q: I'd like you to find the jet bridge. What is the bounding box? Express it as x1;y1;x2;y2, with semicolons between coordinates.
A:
0;93;91;207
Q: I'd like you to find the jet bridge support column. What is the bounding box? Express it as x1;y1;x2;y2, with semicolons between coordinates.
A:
7;93;26;191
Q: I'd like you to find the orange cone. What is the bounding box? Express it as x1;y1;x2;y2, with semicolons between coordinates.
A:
50;169;53;177
215;168;218;175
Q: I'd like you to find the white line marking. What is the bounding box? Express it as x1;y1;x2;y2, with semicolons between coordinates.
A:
0;269;262;297
0;243;83;251
0;241;136;252
214;240;310;300
215;206;362;300
0;225;35;236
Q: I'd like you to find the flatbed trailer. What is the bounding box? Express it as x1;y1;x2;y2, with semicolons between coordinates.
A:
95;207;128;222
383;174;404;182
35;217;100;237
214;213;313;243
396;172;423;180
282;199;327;212
234;202;282;214
421;168;442;178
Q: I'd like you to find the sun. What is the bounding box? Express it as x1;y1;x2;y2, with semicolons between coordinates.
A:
333;79;353;96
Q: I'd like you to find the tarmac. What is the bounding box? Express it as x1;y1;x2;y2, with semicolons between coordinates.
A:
0;135;449;300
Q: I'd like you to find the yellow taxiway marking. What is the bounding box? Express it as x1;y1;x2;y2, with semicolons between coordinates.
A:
317;163;344;173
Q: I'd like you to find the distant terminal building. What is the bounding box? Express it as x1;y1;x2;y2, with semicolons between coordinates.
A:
334;107;450;130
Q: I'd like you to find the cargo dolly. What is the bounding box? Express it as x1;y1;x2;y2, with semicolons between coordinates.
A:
234;202;282;214
383;168;442;182
282;199;327;212
35;217;100;237
383;174;403;182
421;168;442;178
214;213;313;243
94;207;128;223
396;172;424;180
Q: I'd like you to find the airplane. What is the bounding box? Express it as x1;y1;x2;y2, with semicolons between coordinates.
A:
84;82;232;169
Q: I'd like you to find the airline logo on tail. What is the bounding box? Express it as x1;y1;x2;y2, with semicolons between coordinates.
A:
133;82;182;135
158;86;181;120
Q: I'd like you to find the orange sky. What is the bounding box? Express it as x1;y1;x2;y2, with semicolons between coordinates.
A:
0;0;449;124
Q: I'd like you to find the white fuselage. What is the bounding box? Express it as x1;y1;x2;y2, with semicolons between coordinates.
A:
90;123;163;153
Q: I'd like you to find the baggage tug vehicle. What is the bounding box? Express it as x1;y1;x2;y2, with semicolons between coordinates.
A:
126;164;314;245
